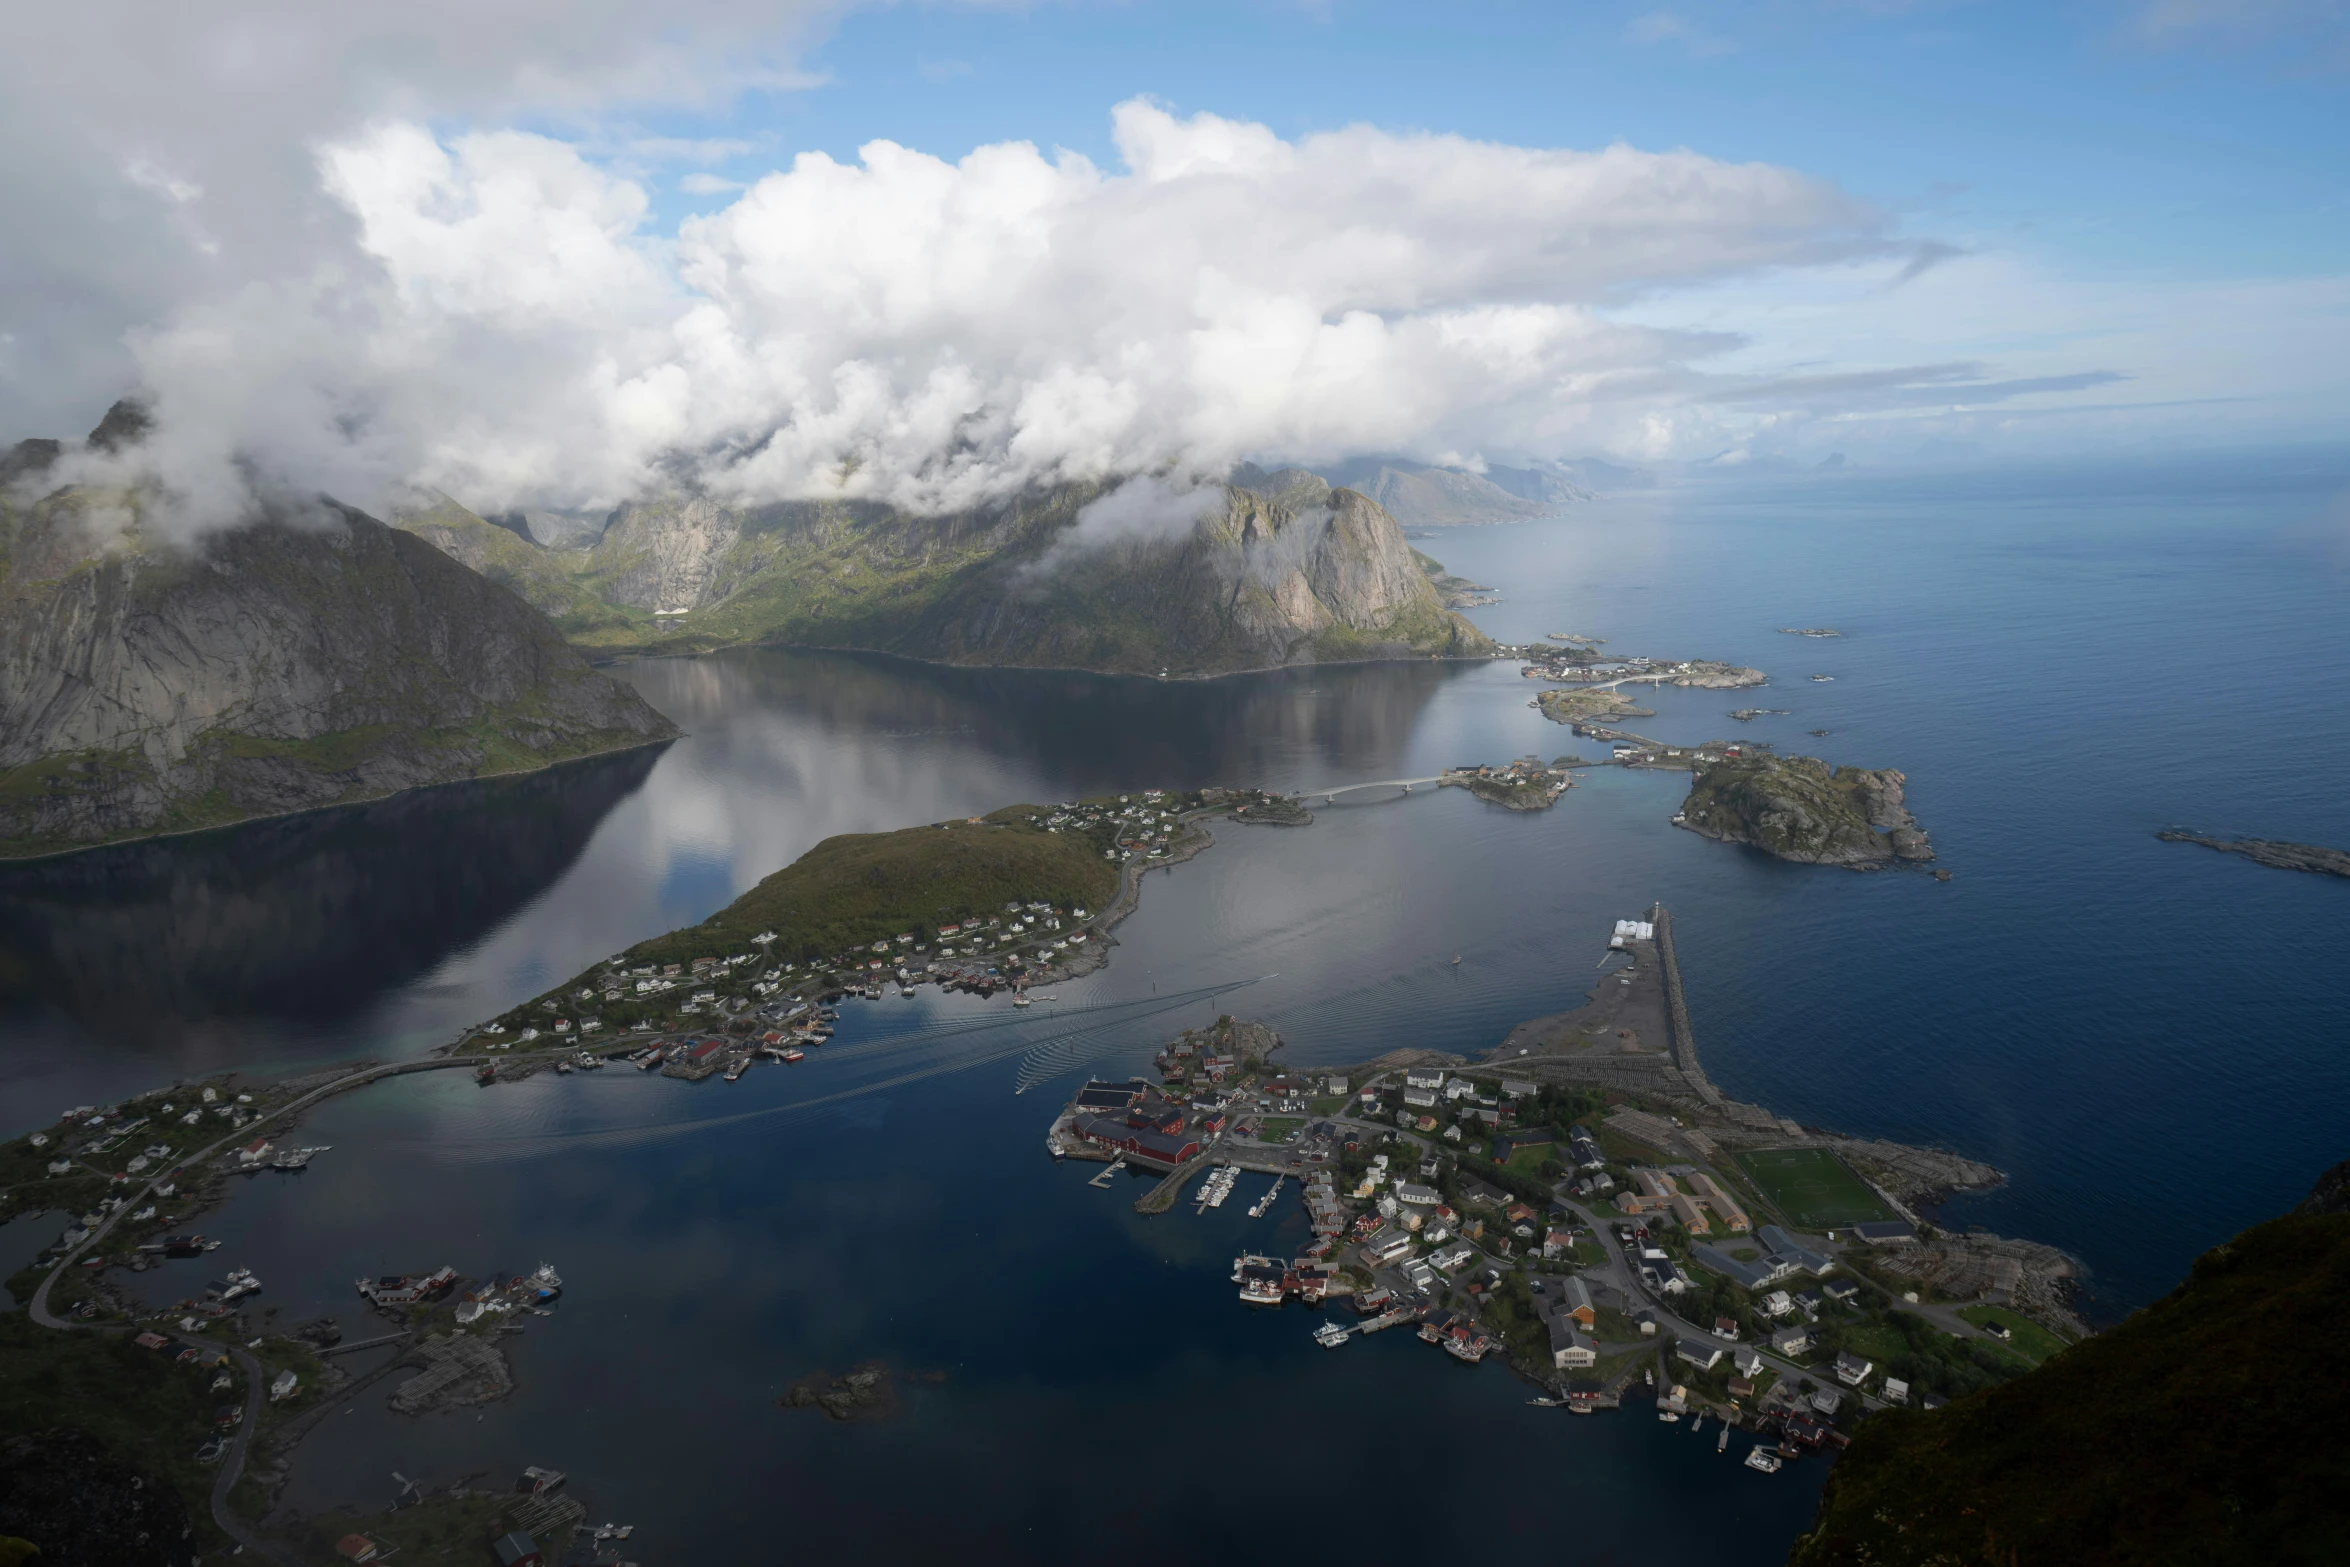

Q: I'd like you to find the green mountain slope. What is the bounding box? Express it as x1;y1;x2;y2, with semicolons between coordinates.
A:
1792;1161;2350;1565
394;480;1493;676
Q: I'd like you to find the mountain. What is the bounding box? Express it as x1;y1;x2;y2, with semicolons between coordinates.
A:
1311;457;1588;527
1552;456;1657;490
1792;1157;2350;1565
395;478;1492;676
0;408;677;858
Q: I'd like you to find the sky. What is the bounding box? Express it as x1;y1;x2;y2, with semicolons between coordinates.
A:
0;0;2343;525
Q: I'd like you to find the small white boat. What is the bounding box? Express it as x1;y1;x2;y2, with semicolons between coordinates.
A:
1012;994;1032;1008
1744;1447;1783;1474
1658;1411;1680;1424
1313;1321;1351;1349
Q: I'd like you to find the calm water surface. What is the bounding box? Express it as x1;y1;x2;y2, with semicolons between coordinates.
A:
4;459;2348;1561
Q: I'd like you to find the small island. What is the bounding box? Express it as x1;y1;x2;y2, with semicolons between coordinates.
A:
1440;759;1576;811
1675;754;1933;869
2155;829;2350;879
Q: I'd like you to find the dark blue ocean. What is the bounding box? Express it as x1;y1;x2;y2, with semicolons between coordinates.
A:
3;454;2346;1561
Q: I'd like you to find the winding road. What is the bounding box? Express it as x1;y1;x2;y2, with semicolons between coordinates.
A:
25;1054;486;1561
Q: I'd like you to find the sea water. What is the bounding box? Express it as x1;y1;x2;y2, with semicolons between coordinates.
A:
4;454;2347;1560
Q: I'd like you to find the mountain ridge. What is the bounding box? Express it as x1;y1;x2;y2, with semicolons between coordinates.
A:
0;408;678;858
395;478;1494;675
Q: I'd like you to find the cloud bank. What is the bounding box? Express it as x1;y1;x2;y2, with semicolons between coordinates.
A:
12;66;1909;527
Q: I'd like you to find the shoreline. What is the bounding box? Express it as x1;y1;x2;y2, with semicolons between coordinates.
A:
0;733;679;868
595;633;1511;683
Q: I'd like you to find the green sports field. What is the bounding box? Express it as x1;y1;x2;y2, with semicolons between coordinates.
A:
1731;1147;1895;1230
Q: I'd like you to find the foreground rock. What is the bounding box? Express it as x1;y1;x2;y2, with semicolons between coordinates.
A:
0;1427;194;1567
1676;754;1932;868
2156;829;2350;878
1;408;677;858
1793;1157;2350;1566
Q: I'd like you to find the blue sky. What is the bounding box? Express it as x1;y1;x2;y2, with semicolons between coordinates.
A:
657;1;2347;283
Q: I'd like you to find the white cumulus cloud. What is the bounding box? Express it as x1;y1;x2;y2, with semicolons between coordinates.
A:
104;98;1902;526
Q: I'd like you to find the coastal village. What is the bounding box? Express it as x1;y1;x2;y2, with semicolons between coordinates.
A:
1043;912;2078;1475
4;767;2010;1560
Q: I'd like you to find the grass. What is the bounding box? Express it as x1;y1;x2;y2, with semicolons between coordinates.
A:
1254;1118;1305;1142
278;1490;542;1565
0;1311;231;1554
1959;1304;2073;1364
1501;1142;1555;1175
1731;1146;1893;1230
619;806;1117;972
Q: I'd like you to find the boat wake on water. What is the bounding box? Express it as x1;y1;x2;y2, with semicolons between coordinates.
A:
405;978;1268;1163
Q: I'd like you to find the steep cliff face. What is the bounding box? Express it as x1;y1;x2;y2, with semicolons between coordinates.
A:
394;478;1492;675
1676;754;1933;867
0;468;676;857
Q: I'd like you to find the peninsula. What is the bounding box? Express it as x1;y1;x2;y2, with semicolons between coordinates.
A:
1045;907;2076;1453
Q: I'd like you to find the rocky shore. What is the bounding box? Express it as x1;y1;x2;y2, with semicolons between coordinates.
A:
1677;753;1933;868
2156;829;2350;878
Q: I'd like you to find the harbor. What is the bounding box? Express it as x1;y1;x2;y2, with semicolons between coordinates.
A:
1038;903;2076;1481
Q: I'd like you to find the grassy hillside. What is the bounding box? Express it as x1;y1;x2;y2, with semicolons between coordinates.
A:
488;801;1143;1033
1792;1168;2350;1565
394;485;1493;675
631;807;1119;970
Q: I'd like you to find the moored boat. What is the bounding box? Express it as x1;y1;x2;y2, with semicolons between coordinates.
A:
1744;1447;1782;1473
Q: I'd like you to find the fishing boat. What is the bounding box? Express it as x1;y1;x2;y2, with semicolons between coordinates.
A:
723;1058;749;1082
577;1052;604;1070
1527;1397;1561;1408
1658;1410;1680;1424
526;1262;562;1301
1744;1447;1783;1474
781;1048;804;1063
1313;1321;1351;1349
1012;993;1032;1008
475;1064;496;1085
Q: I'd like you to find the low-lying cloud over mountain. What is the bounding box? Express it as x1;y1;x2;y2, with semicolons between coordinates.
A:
74;102;1907;532
10;1;2311;536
